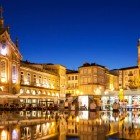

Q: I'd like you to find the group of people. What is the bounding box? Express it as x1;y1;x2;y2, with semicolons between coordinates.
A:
64;99;102;112
64;98;121;112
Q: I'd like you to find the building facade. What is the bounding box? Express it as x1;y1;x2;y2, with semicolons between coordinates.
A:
1;12;140;106
66;63;119;97
0;16;66;105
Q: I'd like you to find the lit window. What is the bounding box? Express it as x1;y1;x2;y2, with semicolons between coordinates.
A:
1;130;7;140
20;72;24;84
33;75;36;83
0;60;7;82
39;76;42;84
27;73;31;84
12;65;17;83
1;43;7;56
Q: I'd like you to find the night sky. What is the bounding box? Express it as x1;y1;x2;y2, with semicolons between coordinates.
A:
1;0;140;70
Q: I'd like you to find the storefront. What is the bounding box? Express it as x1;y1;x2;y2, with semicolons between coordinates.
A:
78;95;94;110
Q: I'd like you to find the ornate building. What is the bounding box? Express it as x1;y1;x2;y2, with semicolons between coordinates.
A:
1;8;140;106
66;63;119;97
0;13;66;105
0;15;22;104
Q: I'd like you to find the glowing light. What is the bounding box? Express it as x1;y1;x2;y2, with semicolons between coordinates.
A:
24;81;29;85
56;93;59;97
1;130;7;140
1;78;6;83
12;129;18;140
104;90;108;95
1;48;7;56
76;116;79;122
0;86;3;91
20;89;24;94
94;88;101;95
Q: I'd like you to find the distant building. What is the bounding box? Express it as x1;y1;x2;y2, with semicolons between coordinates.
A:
118;40;140;90
66;63;119;97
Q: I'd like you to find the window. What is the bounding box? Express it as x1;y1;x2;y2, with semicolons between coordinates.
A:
94;77;97;83
20;72;24;84
1;60;7;82
72;76;74;80
93;68;97;74
1;43;7;56
33;75;36;83
27;73;31;84
12;65;17;83
39;76;42;84
75;76;77;80
68;76;71;80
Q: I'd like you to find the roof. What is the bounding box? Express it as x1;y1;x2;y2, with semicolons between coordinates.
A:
79;62;107;69
21;61;59;76
66;69;78;74
119;66;138;70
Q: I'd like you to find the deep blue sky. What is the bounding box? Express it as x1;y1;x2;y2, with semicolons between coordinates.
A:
1;0;140;70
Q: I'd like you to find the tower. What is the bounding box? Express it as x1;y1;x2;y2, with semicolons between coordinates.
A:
137;39;140;67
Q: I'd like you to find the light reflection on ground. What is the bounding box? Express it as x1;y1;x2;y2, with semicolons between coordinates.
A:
0;111;139;139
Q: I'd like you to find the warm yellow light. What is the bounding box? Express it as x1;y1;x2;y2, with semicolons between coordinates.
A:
1;130;7;140
110;84;114;91
20;89;24;94
1;78;6;83
76;116;79;122
94;88;101;95
104;90;108;95
76;90;80;94
0;86;3;91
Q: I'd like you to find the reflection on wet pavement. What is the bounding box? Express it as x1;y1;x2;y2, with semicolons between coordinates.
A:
0;111;139;139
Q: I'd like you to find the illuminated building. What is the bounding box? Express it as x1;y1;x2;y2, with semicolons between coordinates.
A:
66;63;119;97
0;10;66;104
19;61;62;104
0;13;22;103
118;40;140;90
1;8;140;105
66;70;78;95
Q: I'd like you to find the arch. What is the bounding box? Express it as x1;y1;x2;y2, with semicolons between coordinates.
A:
12;129;18;140
0;60;7;83
12;64;17;83
1;130;7;140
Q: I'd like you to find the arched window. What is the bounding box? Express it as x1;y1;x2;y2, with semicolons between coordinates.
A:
1;43;7;56
33;75;36;84
20;72;24;84
27;73;31;84
0;60;7;82
12;65;17;83
1;130;7;140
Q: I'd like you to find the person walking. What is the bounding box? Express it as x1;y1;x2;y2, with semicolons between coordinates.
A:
90;101;97;112
64;99;69;110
